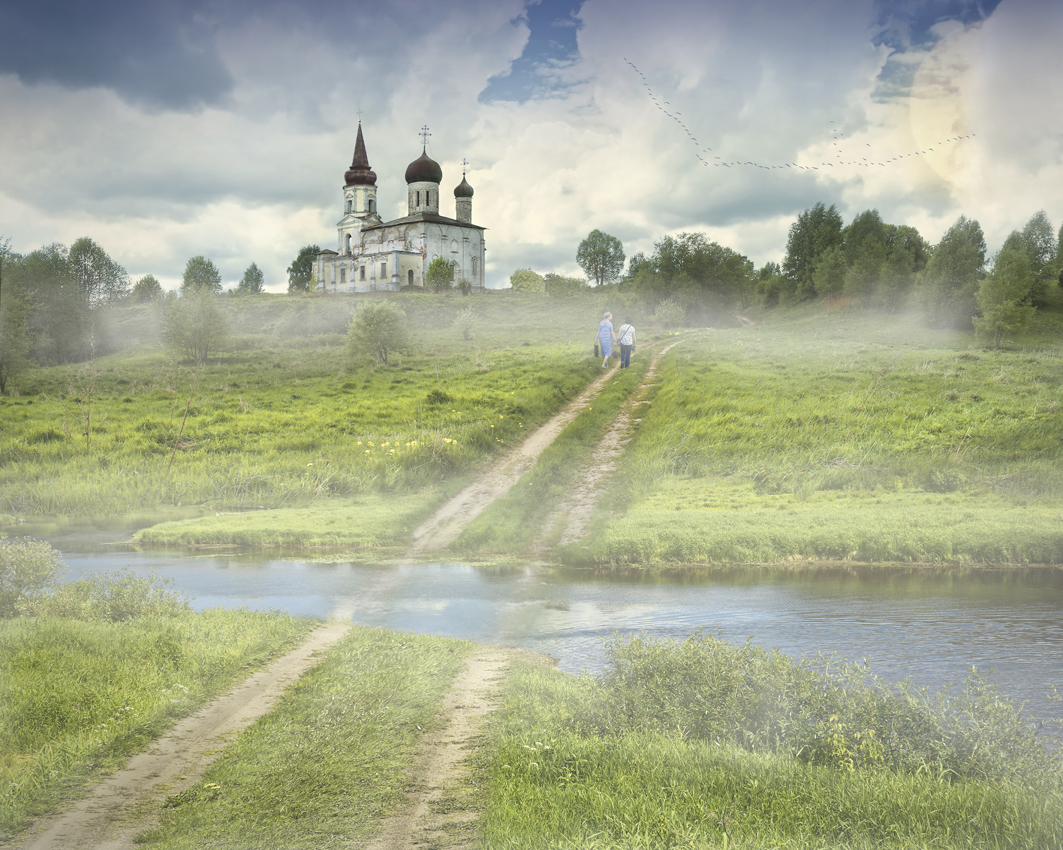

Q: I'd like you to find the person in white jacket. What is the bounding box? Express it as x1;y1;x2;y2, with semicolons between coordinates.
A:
617;318;636;368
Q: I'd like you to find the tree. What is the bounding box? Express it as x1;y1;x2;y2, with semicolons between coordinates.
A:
131;274;164;303
509;268;545;293
69;237;129;306
17;242;90;364
346;301;410;365
812;246;847;299
782;202;844;299
181;256;222;295
974;235;1036;349
841;209;888;304
164;289;229;363
1015;210;1056;305
0;287;30;394
921;215;986;327
576;230;625;287
287;245;320;293
426;256;454;293
236;262;264;296
628;232;754;312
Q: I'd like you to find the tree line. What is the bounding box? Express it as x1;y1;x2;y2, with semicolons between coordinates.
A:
515;207;1063;346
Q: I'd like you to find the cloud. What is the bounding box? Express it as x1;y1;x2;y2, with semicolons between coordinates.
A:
1;0;1062;294
0;0;233;111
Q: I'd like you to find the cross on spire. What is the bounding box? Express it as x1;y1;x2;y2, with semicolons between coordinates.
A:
461;158;469;176
420;125;431;147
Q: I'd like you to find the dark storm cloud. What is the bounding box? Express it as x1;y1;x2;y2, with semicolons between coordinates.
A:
0;0;232;110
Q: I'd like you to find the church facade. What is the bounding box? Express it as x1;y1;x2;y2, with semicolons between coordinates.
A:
316;125;486;293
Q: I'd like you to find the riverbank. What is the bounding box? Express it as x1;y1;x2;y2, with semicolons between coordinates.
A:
5;609;1060;849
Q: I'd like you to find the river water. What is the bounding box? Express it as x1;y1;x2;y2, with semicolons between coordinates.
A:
41;527;1063;724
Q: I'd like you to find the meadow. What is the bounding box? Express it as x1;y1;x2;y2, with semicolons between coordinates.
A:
2;289;1062;567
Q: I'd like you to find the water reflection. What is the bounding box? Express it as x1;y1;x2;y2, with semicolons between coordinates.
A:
54;549;1063;721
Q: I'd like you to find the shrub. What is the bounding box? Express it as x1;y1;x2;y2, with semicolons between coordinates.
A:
0;537;64;617
653;297;687;328
346;301;411;365
34;569;191;621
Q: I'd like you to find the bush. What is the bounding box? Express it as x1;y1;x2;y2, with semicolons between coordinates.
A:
35;569;191;621
346;301;411;365
653;296;687;328
0;537;64;617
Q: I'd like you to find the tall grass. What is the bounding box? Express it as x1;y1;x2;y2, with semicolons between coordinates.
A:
483;632;1063;849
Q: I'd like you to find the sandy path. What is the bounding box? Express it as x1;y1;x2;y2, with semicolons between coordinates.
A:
408;361;621;553
542;340;682;548
364;647;551;850
10;623;351;850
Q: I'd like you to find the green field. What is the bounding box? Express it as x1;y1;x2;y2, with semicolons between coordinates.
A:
2;290;1062;567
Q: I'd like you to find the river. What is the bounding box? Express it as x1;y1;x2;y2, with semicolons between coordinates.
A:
35;523;1063;724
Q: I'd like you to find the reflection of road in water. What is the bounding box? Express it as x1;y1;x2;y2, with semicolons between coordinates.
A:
56;550;1063;721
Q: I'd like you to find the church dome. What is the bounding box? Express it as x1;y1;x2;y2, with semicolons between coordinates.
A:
344;123;376;186
405;148;443;184
454;175;474;198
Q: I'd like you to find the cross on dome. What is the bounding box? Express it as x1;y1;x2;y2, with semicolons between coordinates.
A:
420;125;431;147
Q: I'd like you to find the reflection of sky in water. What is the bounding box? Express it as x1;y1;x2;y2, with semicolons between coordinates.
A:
58;551;1063;720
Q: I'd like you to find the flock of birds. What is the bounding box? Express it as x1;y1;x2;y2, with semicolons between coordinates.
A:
623;58;975;172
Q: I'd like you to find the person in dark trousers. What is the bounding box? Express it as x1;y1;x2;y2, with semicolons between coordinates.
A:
617;317;636;368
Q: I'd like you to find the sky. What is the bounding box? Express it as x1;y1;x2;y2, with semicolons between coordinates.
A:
1;0;1061;292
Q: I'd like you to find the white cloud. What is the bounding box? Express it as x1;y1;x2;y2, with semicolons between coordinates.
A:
2;0;1062;294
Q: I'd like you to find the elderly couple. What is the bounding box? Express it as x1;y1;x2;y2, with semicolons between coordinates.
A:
595;312;636;369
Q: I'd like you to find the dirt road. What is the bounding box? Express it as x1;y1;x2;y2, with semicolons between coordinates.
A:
10;623;351;850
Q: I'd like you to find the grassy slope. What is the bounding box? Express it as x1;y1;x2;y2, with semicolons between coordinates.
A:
0;610;313;838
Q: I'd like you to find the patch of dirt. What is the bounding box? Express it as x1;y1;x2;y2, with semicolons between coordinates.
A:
408;361;623;553
539;341;682;549
9;623;351;850
364;646;554;850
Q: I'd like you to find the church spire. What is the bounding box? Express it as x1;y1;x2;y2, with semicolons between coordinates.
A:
344;122;377;187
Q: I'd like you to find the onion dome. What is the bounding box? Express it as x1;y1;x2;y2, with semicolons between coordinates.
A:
405;148;443;184
454;175;474;198
344;123;376;186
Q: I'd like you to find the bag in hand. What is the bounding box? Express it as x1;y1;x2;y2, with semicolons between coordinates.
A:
594;342;599;358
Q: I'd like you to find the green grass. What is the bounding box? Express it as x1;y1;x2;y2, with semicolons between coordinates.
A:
0;609;313;838
133;492;440;549
575;309;1063;567
1;292;655;516
482;633;1063;849
135;627;474;849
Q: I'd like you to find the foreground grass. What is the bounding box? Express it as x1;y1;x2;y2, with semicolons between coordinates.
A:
136;627;473;849
0;609;313;839
483;634;1063;849
577;309;1063;567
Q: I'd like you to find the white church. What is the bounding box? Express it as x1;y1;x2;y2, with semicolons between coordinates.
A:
316;125;486;293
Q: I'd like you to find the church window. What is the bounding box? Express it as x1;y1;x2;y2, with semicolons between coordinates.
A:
381;261;387;279
345;234;352;254
472;257;477;276
346;199;352;214
408;270;414;287
360;265;366;280
451;260;458;279
416;191;420;206
369;199;375;213
340;268;346;284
